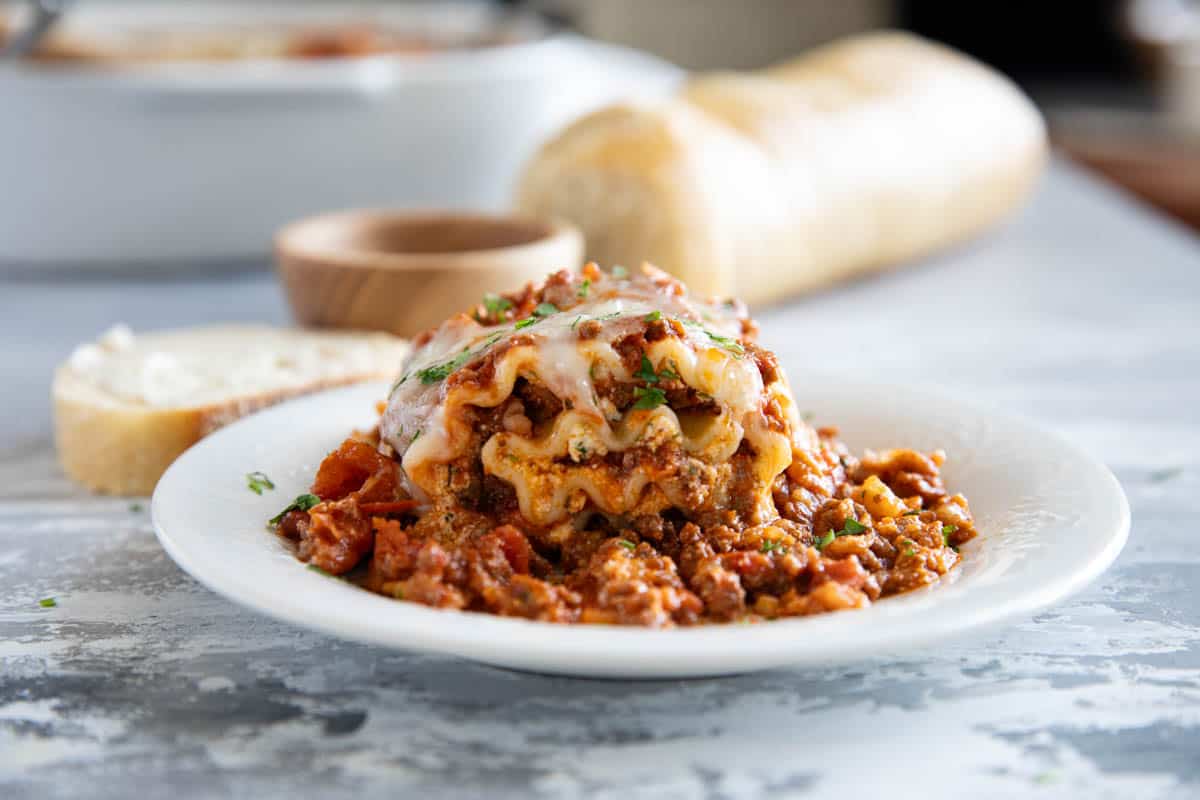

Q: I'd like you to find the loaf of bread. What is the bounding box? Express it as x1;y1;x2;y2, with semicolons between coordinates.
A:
53;324;409;496
517;32;1047;303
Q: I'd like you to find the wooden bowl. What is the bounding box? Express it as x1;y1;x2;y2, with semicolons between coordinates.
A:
275;210;584;337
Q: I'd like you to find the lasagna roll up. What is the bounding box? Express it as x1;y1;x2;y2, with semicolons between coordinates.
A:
382;263;807;540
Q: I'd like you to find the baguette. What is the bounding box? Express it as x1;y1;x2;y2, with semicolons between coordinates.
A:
53;324;408;496
517;31;1047;303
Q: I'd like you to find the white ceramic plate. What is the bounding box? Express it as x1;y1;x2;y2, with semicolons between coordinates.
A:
152;375;1129;678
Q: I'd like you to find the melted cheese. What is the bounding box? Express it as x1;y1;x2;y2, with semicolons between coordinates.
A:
381;267;801;523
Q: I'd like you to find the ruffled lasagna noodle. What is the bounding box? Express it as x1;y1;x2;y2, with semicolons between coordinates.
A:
384;263;797;535
273;263;977;626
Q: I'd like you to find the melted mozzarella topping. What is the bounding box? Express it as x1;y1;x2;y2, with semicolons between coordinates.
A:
381;269;792;516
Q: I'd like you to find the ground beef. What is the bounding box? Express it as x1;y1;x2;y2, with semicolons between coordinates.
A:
277;416;975;626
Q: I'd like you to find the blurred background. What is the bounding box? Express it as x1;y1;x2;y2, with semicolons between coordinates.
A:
2;0;1197;272
546;0;1200;232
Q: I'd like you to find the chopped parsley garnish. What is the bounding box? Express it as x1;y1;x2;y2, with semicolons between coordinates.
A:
942;524;958;545
677;318;745;356
632;386;667;410
761;540;784;554
611;265;629;279
417;347;473;384
836;518;868;536
814;531;835;551
577;279;591;298
269;493;321;526
634;354;659;383
415;333;506;385
412;429;422;442
904;547;916;557
644;310;662;322
483;293;512;314
534;302;559;317
38;597;57;608
246;471;275;495
571;315;584;331
704;330;745;355
572;441;590;460
130;503;143;513
514;317;538;330
616;539;636;550
903;509;921;516
635;353;678;386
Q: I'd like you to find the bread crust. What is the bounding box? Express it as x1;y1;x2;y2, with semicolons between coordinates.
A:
52;367;398;496
517;31;1047;304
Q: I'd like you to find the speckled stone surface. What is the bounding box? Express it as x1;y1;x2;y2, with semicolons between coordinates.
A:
1;161;1197;799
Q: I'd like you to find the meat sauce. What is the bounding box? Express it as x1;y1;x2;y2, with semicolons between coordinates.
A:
277;429;976;626
273;265;977;626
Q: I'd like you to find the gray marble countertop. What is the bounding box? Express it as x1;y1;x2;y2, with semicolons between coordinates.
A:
1;161;1198;799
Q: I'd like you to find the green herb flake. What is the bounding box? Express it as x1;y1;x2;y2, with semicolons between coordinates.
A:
507;454;520;464
417;347;473;384
269;493;321;526
129;503;143;513
903;509;921;516
635;354;659;384
904;547;916;557
571;315;584;331
412;429;422;442
577;279;591;298
514;317;538;330
644;310;662;322
616;539;636;550
761;540;784;554
632;386;667;410
838;518;868;536
534;302;559;317
611;265;629;279
483;293;513;315
814;531;835;551
942;524;958;546
704;330;745;356
246;471;275;495
677;318;744;356
38;597;57;608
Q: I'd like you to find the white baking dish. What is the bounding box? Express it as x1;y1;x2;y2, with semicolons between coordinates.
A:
0;2;680;269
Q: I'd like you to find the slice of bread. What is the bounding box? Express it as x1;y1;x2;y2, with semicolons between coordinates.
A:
53;324;409;496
